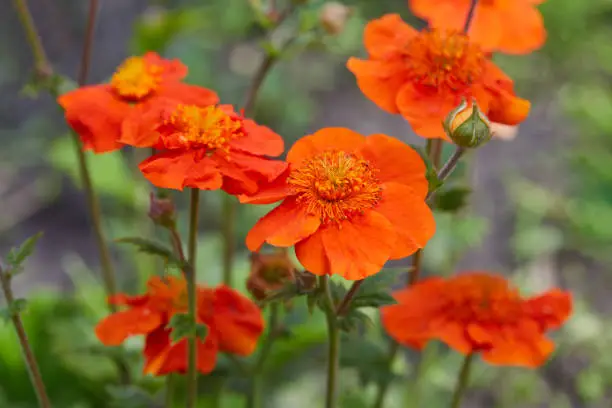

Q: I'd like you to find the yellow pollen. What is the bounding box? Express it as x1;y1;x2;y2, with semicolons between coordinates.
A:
111;57;162;100
288;150;382;224
163;105;244;156
403;30;485;91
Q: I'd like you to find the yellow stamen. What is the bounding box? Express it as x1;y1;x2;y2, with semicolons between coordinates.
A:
111;56;162;99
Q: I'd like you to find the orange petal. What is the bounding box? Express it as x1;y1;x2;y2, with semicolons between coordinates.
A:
231;119;285;157
139;151;220;191
57;85;128;153
363;14;417;58
143;328;219;376
487;90;531;126
212;286;265;356
524;289;572;330
294;230;329;275
474;321;554;368
245;197;321;251
396;83;456;140
494;4;545;54
144;52;188;82
359;134;428;196
346;58;406;114
239;168;292;205
316;211;396;280
184;156;224;190
107;293;148;307
286;128;366;167
466;5;503;52
375;182;436;259
155;83;219;107
95;307;162;346
409;0;465;31
120;98;178;147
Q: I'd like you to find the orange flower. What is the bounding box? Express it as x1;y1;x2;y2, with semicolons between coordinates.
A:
244;128;435;280
409;0;546;55
119;100;287;193
57;52;219;153
346;14;530;140
381;272;572;368
95;276;264;376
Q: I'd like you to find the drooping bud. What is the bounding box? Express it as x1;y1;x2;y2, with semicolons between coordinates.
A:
443;98;492;148
247;250;297;301
148;191;176;229
319;2;353;35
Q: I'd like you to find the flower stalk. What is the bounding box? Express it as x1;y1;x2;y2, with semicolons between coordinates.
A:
186;188;201;408
450;352;475;408
319;276;340;408
0;265;52;408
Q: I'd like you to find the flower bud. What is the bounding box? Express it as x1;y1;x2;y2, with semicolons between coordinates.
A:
443;99;492;148
319;2;352;35
247;251;297;301
148;191;176;229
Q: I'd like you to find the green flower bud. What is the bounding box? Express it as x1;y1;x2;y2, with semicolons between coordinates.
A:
443;99;492;148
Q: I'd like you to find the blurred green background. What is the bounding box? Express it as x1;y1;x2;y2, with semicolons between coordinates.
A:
2;0;612;407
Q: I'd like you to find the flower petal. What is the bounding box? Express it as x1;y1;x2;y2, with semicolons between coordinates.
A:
396;83;456;140
524;289;572;330
231;119;285;157
363;14;417;58
316;211;397;280
359;134;428;196
246;197;321;251
294;230;329;275
494;3;545;54
120;98;178;147
57;85;128;153
212;286;265;356
144;52;188;82
239;168;292;205
95;307;162;346
287;127;366;167
375;182;436;259
346;58;407;114
155;83;219;106
139;150;221;191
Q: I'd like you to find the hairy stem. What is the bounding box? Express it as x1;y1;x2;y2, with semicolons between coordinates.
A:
0;266;52;408
319;276;340;408
11;0;50;74
450;353;475;408
186;188;201;408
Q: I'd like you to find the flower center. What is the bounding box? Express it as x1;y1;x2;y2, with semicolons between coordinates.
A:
160;105;245;156
288;150;382;224
111;56;162;100
404;30;485;91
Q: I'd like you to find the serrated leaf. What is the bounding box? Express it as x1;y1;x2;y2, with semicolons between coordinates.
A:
328;280;347;303
115;237;183;267
0;298;28;322
195;323;209;342
338;309;374;332
167;313;194;343
435;186;472;212
5;233;43;275
349;293;397;309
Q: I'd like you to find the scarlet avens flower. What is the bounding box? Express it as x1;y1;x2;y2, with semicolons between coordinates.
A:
95;276;264;376
244;127;435;280
57;52;218;153
409;0;546;54
346;14;530;140
120;100;287;193
381;272;572;368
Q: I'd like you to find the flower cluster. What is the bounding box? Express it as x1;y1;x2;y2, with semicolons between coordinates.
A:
96;276;264;375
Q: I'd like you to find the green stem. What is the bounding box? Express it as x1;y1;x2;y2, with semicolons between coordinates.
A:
221;195;235;287
186;188;200;408
319;276;340;408
11;0;50;75
0;266;52;408
165;374;175;408
372;342;398;408
450;353;475;408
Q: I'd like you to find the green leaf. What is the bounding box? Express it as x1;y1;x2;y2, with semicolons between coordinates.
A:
344;268;402;311
115;237;182;266
167;313;194;343
435;186;472;212
20;72;77;99
338;309;374;332
106;385;154;408
349;293;396;309
409;144;443;192
5;233;43;275
340;336;395;385
0;299;28;322
195;323;209;342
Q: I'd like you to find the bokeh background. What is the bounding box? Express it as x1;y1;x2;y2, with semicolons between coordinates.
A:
2;0;611;407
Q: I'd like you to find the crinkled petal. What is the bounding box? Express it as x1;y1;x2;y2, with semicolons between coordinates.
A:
375;182;435;259
363;14;418;58
287;128;366;167
524;289;572;330
312;211;396;280
155;83;219;106
95;307;162;346
120;98;178;147
246;197;321;251
239;168;292;205
144;52;188;82
346;58;406;114
57;85;128;153
231;119;285;157
359;134;428;195
396;83;456;140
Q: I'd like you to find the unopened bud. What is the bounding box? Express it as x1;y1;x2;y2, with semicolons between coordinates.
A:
247;251;297;301
148;191;176;229
443;99;492;148
319;2;352;35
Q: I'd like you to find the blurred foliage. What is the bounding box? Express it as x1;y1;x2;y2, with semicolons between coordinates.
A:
2;0;612;406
